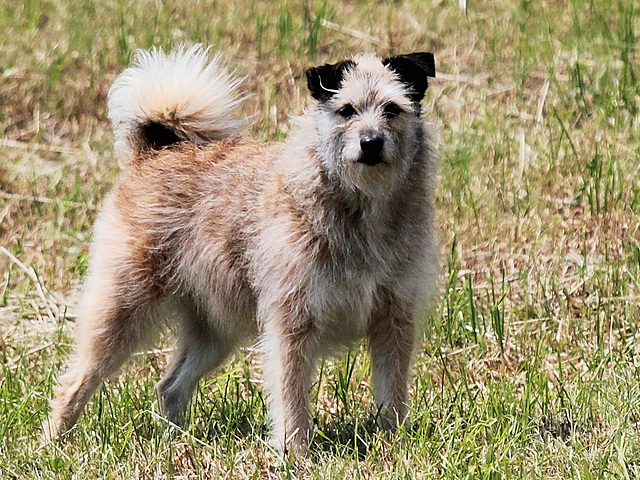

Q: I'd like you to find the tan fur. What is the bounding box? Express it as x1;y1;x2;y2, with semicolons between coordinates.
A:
45;46;439;454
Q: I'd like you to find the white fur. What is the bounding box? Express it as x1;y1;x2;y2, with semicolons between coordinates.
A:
108;44;244;161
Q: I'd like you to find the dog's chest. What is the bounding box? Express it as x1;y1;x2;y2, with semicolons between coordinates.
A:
307;233;397;346
308;268;377;346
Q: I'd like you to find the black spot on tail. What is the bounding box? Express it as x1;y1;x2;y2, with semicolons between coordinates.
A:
140;122;182;150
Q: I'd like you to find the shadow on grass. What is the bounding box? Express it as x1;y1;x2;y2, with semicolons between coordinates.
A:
311;412;382;459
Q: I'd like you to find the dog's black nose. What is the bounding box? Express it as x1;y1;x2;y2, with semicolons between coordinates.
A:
359;135;384;165
360;135;384;155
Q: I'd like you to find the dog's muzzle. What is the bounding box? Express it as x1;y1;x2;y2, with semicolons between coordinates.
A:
358;134;384;166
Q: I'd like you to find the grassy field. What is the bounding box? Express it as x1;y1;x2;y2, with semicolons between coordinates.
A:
2;0;640;477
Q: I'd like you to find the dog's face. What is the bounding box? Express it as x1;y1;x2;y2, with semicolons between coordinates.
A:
306;52;435;199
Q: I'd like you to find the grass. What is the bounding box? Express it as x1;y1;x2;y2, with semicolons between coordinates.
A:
2;0;640;477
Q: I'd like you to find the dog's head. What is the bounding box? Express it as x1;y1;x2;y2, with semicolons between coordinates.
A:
305;52;435;198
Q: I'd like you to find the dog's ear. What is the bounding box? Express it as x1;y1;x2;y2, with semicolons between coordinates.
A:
383;52;436;103
306;60;355;102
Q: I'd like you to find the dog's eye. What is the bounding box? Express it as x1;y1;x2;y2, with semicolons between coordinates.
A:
337;104;357;119
383;103;402;119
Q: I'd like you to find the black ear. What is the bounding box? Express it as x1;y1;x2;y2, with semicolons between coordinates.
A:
305;60;355;102
383;52;436;103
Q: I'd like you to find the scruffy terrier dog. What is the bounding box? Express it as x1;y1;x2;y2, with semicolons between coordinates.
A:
45;45;438;452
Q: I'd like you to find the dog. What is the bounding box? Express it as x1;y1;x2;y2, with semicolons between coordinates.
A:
44;45;438;453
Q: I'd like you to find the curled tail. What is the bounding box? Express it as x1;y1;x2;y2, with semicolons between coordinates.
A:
107;45;243;163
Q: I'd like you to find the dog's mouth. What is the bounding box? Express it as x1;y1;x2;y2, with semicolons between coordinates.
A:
357;153;385;166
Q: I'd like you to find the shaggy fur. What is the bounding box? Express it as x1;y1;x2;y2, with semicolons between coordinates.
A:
44;45;439;453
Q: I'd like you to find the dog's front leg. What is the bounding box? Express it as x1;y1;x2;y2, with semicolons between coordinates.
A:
367;302;416;432
261;306;317;454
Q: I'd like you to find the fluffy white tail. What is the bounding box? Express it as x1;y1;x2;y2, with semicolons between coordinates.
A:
107;45;243;163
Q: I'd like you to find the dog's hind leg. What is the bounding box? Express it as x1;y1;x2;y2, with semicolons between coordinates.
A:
157;311;234;428
43;290;158;442
43;203;163;442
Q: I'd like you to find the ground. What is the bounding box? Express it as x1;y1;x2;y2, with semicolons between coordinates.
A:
1;0;640;478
